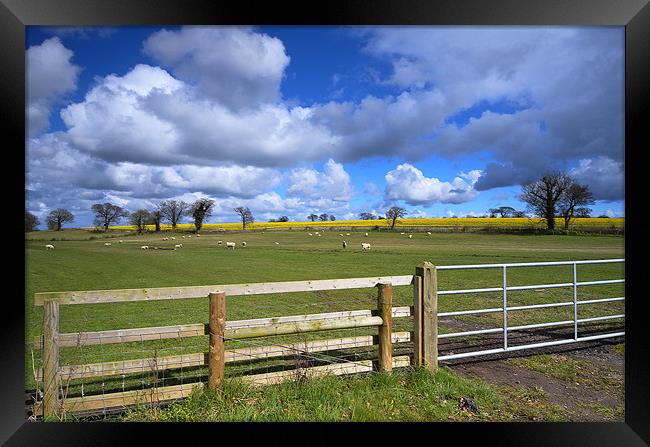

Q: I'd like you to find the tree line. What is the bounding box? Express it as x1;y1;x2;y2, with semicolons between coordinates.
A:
25;199;257;233
24;171;606;233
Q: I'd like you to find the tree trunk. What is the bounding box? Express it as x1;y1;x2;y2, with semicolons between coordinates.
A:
564;216;571;230
391;218;396;230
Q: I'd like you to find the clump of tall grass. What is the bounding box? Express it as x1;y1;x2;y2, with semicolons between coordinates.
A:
123;367;503;422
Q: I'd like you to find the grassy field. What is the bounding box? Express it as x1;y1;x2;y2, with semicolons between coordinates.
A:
25;228;625;420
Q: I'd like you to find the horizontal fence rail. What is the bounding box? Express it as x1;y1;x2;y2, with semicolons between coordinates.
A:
33;307;412;349
34;275;414;305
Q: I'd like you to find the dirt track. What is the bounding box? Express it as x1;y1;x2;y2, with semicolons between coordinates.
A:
440;318;624;421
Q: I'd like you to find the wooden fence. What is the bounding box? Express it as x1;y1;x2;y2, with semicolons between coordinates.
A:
32;263;438;418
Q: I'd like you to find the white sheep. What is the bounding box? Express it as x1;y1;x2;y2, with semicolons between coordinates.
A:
365;233;368;237
408;235;413;239
171;237;176;240
182;236;186;239
274;242;280;245
339;234;344;237
217;240;223;245
226;242;236;249
361;242;371;251
174;244;183;249
104;242;112;246
119;240;123;243
162;237;169;241
346;233;350;236
196;234;201;237
188;235;192;238
308;233;313;236
317;234;322;237
140;245;149;250
426;231;432;235
400;232;405;235
242;241;247;247
45;244;54;250
342;241;347;249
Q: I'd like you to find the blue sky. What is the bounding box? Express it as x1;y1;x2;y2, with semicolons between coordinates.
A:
25;26;625;228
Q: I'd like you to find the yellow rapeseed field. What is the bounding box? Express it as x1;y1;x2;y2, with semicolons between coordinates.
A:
110;217;624;231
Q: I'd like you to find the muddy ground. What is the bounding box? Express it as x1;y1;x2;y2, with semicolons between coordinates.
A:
440;318;625;421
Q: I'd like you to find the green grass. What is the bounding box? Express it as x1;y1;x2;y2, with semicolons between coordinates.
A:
612;343;625;355
119;367;521;422
25;229;624;417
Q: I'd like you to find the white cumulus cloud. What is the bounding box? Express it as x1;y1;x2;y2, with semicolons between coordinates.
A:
26;37;81;136
385;163;481;205
143;26;290;110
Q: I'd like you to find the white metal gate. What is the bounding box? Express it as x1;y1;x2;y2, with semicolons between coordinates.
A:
434;259;625;361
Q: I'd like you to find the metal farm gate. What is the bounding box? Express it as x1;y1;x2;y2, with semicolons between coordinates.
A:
428;259;625;363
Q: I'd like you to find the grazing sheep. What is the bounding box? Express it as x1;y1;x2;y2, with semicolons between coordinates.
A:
119;240;123;243
196;234;201;237
182;236;186;239
408;235;413;239
242;241;247;247
226;242;236;249
342;241;347;249
308;233;313;236
140;245;149;250
171;237;176;240
365;233;368;237
174;244;183;249
274;242;280;245
217;240;223;245
104;242;112;246
426;231;431;235
361;242;371;251
188;235;192;238
45;244;54;250
400;232;405;235
317;234;322;237
162;237;169;241
339;234;344;237
346;233;350;236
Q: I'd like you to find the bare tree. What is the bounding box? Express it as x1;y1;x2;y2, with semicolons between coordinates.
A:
519;172;573;230
488;206;519;218
359;212;376;220
234;206;254;230
558;183;595;230
189;198;215;232
319;213;329;221
385;206;407;230
130;209;152;234
91;203;129;232
26;211;39;232
159;200;188;230
149;209;163;232
307;214;318;222
46;208;75;231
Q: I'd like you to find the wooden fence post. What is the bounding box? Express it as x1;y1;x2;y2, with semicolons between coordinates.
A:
415;262;438;372
43;299;60;419
208;291;226;390
376;282;393;373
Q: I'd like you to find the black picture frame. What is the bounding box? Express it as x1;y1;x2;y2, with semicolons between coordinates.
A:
3;0;648;445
